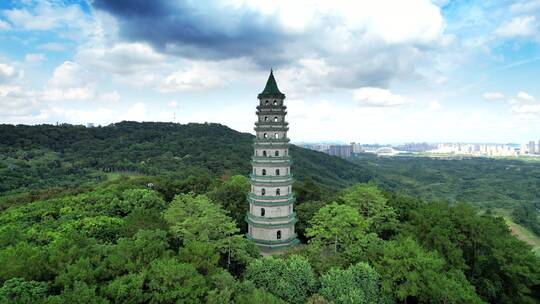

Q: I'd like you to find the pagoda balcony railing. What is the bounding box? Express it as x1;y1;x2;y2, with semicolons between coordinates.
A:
254;126;289;132
256;105;287;111
249;173;293;180
250;179;293;187
246;234;298;245
253;142;289;149
253;137;290;143
246;217;298;228
247;192;294;200
256;110;287;116
251;160;292;167
255;121;289;126
246;212;297;223
247;197;296;206
252;156;290;161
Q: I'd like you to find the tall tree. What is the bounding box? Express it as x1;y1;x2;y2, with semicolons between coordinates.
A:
306;202;367;253
244;255;317;304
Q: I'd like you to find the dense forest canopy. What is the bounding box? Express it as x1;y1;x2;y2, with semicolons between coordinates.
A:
0;122;539;303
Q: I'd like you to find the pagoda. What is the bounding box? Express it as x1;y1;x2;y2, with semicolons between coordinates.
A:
246;70;299;253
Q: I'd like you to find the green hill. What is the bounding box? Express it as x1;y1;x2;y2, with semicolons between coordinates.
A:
0;121;372;196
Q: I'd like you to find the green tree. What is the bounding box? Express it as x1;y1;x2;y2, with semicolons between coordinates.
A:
146;258;208;304
407;202;540;303
319;262;381;304
306;202;367;253
48;281;108;304
370;237;482;304
102;273;146;304
295;200;326;241
339;184;398;238
207;175;250;233
244;255;317;303
117;189;166;215
106;229;170;275
0;278;49;304
163;193;239;243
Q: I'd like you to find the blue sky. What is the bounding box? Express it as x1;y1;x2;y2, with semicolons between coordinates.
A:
1;0;540;143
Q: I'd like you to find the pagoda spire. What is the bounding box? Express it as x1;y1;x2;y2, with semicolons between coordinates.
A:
258;70;285;99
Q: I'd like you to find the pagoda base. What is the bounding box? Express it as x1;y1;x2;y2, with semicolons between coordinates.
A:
250;237;300;256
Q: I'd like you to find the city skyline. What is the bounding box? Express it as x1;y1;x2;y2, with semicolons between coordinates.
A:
2;1;540;142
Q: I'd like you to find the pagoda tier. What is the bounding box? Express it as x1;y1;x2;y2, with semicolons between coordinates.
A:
246;70;299;253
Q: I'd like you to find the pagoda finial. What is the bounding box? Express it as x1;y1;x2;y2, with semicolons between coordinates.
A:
258;69;285;99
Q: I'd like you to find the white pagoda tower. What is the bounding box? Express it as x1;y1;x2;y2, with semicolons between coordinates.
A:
246;70;299;253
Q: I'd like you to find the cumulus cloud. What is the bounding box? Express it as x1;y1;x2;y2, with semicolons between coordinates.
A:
25;53;46;63
495;16;538;38
0;63;23;84
510;1;540;14
91;0;449;89
353;87;409;107
49;61;88;88
0;19;11;30
42;61;95;102
483;92;505;100
76;43;165;75
504;91;540;115
3;2;88;31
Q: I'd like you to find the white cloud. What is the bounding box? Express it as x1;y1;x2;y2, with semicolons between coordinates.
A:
495;16;538;38
169;101;179;108
39;42;68;52
483;92;505;100
353;87;409;107
76;43;165;75
517;91;535;101
25;53;46;63
238;0;445;44
0;63;16;79
3;3;87;31
428;100;442;111
161;66;227;92
512;104;540;114
49;61;88;88
0;19;11;30
42;87;94;102
510;1;540;13
99;91;121;103
121;102;147;121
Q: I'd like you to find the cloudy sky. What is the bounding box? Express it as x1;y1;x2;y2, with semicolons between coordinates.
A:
1;0;540;143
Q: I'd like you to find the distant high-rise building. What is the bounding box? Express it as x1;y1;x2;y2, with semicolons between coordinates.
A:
329;145;352;157
351;142;364;154
528;141;536;154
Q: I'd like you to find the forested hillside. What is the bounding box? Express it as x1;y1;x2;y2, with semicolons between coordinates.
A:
1;122;539;303
0;122;371;198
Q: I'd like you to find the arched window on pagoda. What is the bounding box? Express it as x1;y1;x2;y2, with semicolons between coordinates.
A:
263;133;268;138
263;151;267;157
276;188;280;195
265;100;269;105
261;208;265;216
275;151;279;157
261;188;266;195
262;169;266;176
274;116;278;122
274;133;279;139
277;230;282;239
264;116;268;122
273;100;277;106
275;169;280;176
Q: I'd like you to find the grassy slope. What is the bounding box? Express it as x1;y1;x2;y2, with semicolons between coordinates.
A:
493;209;540;256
